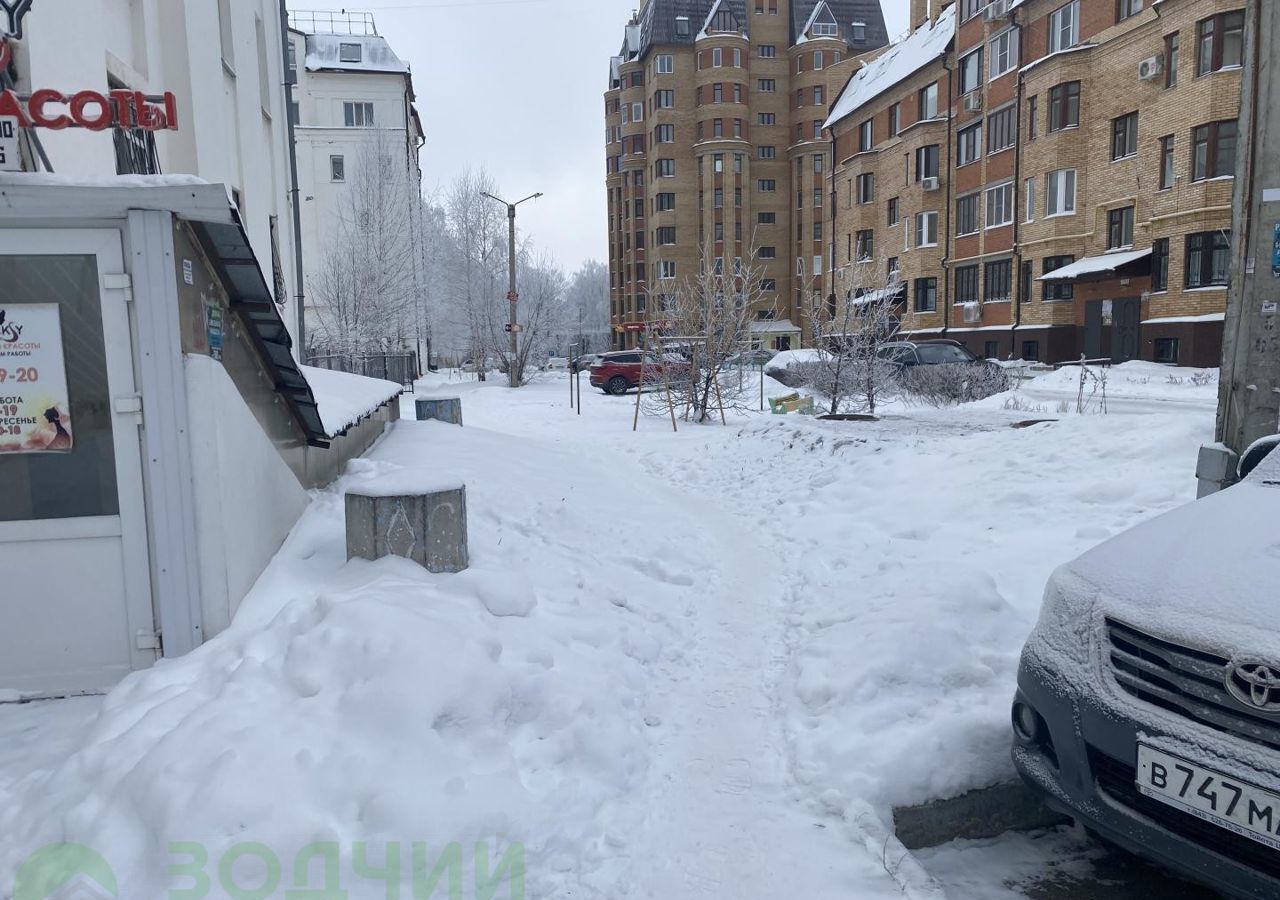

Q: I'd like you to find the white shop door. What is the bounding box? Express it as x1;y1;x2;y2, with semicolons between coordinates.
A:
0;229;157;697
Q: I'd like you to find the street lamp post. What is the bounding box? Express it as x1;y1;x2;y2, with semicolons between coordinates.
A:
481;190;543;388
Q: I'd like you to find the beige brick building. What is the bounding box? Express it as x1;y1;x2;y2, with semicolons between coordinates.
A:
827;0;1242;366
604;0;890;349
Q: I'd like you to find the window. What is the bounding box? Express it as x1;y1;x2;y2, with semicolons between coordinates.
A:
955;265;979;304
813;222;823;241
1022;341;1040;362
714;188;724;209
713;152;724;172
1165;32;1180;87
1043;256;1075;300
959;48;983;96
851;24;865;43
657;54;674;75
1046;168;1076;215
1028;95;1038;141
658;261;677;280
985;259;1012;302
961;0;986;21
656;192;676;211
1048;0;1080;53
1159;135;1175;188
856;230;874;261
1151;237;1170;291
813;22;838;37
760;45;776;58
1024;176;1035;221
758;179;776;191
762;278;777;291
712;48;723;68
1021;260;1034;303
915;211;939;247
1185;230;1231;288
988;106;1016;153
889;103;901;135
1107;206;1135;249
734;48;743;68
1192;120;1238;181
990;28;1019;79
956;194;980;235
343;101;375;127
856;173;874;204
813;154;824;173
734;118;743;138
918;82;939;120
656;124;675;143
330;154;345;181
632;102;644;121
1048;82;1080;131
914;278;938;312
735;187;743;206
339;41;363;63
887;197;900;226
1117;0;1142;21
759;145;776;159
813;50;824;70
759;212;776;224
915;144;940;181
713;84;723;103
656;89;675;108
984;341;1001;359
657;158;675;177
1111;112;1139;159
759;112;776;125
814;85;824;105
888;257;900;280
957;122;982;166
858;119;873;152
1154;338;1180;364
1197;12;1244;75
675;15;690;36
217;0;235;69
758;79;776;92
287;40;297;79
656;226;677;245
986;182;1014;228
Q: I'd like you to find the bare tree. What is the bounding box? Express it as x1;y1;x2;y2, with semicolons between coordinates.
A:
310;132;420;355
565;260;611;355
800;262;904;416
481;253;570;385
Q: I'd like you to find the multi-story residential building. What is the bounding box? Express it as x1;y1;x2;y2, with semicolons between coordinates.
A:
604;0;890;350
826;0;1242;367
9;0;302;343
286;11;425;352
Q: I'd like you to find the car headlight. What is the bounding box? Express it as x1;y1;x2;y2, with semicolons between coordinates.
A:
1022;564;1098;681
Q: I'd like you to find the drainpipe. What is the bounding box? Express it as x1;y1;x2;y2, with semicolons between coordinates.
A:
1011;10;1025;358
941;54;955;337
280;0;307;357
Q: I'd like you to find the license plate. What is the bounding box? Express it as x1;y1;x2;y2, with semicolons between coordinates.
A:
1137;744;1280;852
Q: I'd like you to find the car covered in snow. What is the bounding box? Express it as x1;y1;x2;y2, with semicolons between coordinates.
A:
1013;442;1280;898
724;348;778;369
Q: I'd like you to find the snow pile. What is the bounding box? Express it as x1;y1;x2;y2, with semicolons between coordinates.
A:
300;365;402;437
972;360;1218;414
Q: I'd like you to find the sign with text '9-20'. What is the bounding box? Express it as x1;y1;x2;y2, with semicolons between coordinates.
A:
0;303;73;453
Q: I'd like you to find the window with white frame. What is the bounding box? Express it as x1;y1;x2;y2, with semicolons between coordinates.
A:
1024;176;1035;221
343;101;375;127
330;155;345;181
989;28;1019;79
986;182;1014;228
1048;0;1080;53
339;42;363;63
659;260;677;279
813;22;838;37
713;48;723;67
959;47;983;95
916;211;939;247
814;50;823;69
1046;168;1076;215
632;102;643;122
658;54;674;74
858;119;873;152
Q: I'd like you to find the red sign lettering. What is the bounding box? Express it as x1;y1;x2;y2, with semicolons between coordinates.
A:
0;89;179;132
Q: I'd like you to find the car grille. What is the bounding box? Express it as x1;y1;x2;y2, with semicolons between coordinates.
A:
1106;618;1280;752
1089;746;1280;881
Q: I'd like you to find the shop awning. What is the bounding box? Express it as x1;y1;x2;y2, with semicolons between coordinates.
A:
1037;248;1152;282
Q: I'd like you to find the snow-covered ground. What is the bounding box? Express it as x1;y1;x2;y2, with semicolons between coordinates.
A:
0;365;1216;898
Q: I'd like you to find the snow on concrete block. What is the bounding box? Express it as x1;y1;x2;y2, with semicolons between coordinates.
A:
345;485;469;573
415;397;463;426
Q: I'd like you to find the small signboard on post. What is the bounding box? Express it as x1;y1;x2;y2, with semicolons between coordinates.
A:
506;291;519;302
0;116;18;171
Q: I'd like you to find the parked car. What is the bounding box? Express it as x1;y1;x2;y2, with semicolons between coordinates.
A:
571;353;603;374
544;357;570;371
876;340;1010;399
724;349;778;369
1012;441;1280;898
589;351;690;395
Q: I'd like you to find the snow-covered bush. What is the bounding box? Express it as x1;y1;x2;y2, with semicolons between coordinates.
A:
898;363;1010;407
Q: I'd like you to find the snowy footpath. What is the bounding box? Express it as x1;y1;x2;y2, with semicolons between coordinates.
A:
0;364;1216;899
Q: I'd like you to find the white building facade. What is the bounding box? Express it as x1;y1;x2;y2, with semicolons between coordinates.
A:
286;12;425;353
7;0;301;343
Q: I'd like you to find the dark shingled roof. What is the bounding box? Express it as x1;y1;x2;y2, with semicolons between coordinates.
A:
791;0;890;50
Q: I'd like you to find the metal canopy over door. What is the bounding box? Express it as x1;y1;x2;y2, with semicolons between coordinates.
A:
0;229;157;697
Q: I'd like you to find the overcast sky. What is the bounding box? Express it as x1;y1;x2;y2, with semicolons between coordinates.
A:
289;0;907;274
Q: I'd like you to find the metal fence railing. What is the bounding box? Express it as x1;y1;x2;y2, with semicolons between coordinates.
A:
287;10;378;35
306;352;419;389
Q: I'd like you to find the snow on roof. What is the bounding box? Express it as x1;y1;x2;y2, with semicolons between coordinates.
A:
1020;42;1097;75
1037;248;1151;281
825;3;955;130
749;317;801;333
300;365;403;437
1141;312;1226;325
0;173;207;189
851;283;905;305
304;33;409;74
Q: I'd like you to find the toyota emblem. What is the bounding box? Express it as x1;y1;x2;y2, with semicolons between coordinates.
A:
1225;660;1280;715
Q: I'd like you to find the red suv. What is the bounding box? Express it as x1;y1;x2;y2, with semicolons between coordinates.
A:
589;351;689;395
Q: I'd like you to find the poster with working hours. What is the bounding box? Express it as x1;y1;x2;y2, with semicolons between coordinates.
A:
0;303;73;453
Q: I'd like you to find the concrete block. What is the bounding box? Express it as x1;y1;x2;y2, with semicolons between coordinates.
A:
345;485;469;573
415;397;463;426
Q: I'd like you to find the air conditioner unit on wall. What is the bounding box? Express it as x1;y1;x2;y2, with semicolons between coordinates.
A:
1138;54;1164;81
922;176;940;192
985;0;1011;21
964;91;983;111
963;302;982;324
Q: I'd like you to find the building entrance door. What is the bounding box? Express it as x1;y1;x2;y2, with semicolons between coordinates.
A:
1085;298;1142;363
0;230;157;697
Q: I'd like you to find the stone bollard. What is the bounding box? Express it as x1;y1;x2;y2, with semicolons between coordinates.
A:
345;483;469;573
415;397;463;426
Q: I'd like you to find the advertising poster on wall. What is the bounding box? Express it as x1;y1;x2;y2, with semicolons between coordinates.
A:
0;303;73;453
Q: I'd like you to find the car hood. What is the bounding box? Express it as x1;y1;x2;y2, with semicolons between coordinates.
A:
1054;478;1280;657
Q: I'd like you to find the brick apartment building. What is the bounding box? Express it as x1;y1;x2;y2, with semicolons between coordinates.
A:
826;0;1242;367
603;0;890;350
